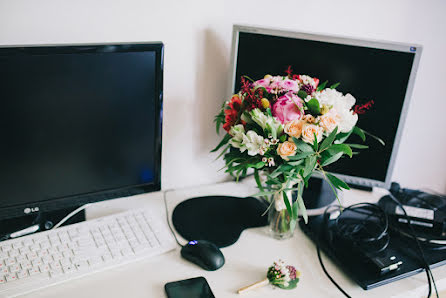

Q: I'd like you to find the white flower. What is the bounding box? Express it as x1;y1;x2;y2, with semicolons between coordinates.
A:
316;88;342;107
298;75;317;88
334;106;358;133
242;131;265;156
250;109;269;129
267;157;275;167
317;89;358;133
250;108;283;138
229;125;245;149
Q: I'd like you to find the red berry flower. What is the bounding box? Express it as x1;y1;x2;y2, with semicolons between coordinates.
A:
353;100;375;115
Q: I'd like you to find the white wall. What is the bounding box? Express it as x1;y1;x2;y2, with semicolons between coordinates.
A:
1;0;445;193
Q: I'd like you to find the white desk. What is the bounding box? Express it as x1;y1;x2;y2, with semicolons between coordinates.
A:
19;180;446;298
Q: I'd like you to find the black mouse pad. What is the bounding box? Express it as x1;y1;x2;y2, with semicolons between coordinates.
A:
172;196;268;248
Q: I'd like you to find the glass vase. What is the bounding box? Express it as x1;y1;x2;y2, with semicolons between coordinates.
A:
268;189;294;240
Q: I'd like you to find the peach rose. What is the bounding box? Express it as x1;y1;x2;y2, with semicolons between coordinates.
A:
319;111;339;134
277;141;297;160
301;124;323;144
303;114;316;123
284;119;305;138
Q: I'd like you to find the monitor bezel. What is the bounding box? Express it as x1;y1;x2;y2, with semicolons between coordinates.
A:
229;25;422;190
0;42;164;221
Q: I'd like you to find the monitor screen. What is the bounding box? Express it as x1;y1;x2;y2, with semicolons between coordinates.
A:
231;27;421;188
0;43;163;219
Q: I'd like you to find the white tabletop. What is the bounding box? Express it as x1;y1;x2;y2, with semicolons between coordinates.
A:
19;179;446;298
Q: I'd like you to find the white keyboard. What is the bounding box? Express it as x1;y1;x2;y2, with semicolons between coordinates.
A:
0;208;177;297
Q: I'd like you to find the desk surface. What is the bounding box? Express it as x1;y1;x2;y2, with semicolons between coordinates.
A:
19;179;446;298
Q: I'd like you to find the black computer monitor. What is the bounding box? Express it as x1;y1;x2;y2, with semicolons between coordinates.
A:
0;43;163;224
229;25;422;191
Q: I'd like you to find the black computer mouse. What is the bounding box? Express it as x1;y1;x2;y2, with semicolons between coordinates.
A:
180;240;225;271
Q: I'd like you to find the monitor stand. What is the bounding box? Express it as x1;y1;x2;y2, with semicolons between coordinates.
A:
300;177;337;210
0;206;85;242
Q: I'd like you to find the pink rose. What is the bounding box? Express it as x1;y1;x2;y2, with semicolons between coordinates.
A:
272;93;303;124
279;79;299;93
254;78;271;88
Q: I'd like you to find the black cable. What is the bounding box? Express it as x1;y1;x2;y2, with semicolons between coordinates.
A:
163;189;184;247
317;243;352;298
334;203;390;254
316;205;352;298
387;192;438;298
317;203;392;298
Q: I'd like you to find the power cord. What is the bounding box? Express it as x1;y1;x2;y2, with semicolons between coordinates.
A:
387;192;438;298
163;189;184;247
52;203;93;230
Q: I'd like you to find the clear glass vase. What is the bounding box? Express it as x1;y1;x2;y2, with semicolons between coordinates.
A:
268;189;294;240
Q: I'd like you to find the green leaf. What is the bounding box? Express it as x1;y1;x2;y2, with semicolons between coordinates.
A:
321;152;343;167
266;108;272;117
211;134;231;152
292;202;299;221
254;169;264;190
326;173;350;190
242;75;255;82
330;82;340;89
279;134;287;142
287;151;314;161
297;90;308;99
214;101;226;134
319;126;338;152
317;80;328;91
276;278;300;289
303;155;317;178
327;143;353;158
352;126;366;142
248;161;265;169
363;129;385;146
288;160;304;166
297;183;308;224
307;98;321;115
251;190;278;197
283;191;293;220
334;130;353;144
344;143;369;149
292;137;314;153
214;145;230;161
312;133;318;151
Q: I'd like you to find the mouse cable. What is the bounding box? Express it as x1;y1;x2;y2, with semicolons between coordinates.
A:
387;192;438;298
163;189;184;247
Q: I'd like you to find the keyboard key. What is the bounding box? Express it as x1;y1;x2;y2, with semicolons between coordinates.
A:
29;267;41;276
39;264;50;272
73;260;88;270
5;273;17;282
17;270;29;279
62;264;75;274
27;252;38;260
9;264;21;273
12;242;23;249
49;269;63;277
5;258;16;266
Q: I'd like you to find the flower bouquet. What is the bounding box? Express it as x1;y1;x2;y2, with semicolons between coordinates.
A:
212;68;379;238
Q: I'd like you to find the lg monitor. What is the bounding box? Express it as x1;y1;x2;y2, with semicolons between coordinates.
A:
0;43;163;230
